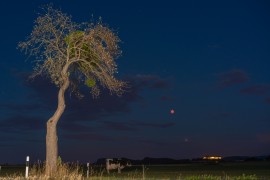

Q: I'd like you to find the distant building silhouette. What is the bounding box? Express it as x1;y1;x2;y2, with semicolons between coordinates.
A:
202;156;222;160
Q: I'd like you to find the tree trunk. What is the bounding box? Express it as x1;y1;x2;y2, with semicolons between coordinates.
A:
46;121;58;176
45;64;70;176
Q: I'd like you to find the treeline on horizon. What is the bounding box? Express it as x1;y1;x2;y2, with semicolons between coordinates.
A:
95;155;270;165
1;155;269;166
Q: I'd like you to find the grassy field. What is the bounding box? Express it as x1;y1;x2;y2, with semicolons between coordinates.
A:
0;161;269;179
90;161;270;179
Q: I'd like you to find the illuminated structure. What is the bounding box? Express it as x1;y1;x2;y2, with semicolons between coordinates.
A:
203;156;222;160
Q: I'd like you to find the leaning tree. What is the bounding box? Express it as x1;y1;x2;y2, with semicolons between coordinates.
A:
18;6;126;176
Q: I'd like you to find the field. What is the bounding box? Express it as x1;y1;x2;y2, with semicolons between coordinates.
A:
94;161;270;179
0;161;269;179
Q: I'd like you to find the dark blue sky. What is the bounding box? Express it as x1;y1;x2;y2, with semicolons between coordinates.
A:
0;0;270;164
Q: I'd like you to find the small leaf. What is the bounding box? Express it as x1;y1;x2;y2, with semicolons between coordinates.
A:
85;78;96;87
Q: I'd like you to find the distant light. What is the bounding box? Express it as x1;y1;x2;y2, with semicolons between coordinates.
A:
170;109;175;114
203;156;222;160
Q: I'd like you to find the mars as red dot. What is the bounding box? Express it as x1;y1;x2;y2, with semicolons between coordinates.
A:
170;109;175;114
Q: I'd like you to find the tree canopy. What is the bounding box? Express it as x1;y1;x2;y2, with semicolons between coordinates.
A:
18;5;126;97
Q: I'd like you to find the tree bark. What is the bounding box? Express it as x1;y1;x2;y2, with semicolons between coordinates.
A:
45;64;70;176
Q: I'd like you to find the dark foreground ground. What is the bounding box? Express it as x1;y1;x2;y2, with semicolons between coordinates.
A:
0;161;269;179
111;161;270;179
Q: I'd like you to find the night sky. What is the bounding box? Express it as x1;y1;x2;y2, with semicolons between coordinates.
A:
0;0;270;164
